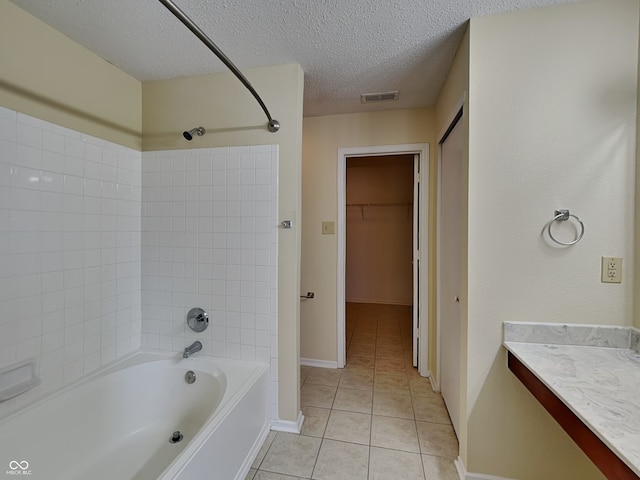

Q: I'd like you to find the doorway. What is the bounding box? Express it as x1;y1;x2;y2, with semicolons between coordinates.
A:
345;155;414;367
337;144;429;375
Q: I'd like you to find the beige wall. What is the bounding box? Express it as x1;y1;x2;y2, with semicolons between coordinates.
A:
143;64;305;423
301;108;436;363
346;156;414;305
434;26;470;463
465;1;637;478
0;0;141;149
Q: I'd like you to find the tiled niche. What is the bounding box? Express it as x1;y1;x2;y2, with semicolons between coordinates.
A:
0;107;142;418
140;146;279;419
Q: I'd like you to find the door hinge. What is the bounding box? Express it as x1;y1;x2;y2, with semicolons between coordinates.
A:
416;173;421;183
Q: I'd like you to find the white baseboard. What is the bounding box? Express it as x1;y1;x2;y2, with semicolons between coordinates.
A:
300;358;339;369
455;458;465;480
270;411;305;434
429;373;440;392
455;457;516;480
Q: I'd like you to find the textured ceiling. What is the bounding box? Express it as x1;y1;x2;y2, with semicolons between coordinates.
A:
10;0;582;117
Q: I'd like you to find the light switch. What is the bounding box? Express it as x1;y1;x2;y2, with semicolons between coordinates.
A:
322;221;335;235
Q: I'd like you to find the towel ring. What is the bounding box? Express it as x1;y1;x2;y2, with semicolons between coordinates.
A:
547;209;584;246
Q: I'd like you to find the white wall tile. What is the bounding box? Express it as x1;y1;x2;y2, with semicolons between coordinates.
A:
17;145;42;170
64;156;84;177
0;118;17;143
42;131;65;155
17;123;43;149
41;171;64;193
12;167;40;190
0;163;12;189
141;145;279;419
42;151;65;174
0;114;278;421
64;137;84;159
11;189;39;211
0;108;141;420
63;175;84;195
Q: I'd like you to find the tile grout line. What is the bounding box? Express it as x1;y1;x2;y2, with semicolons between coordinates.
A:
309;436;324;480
263;304;456;479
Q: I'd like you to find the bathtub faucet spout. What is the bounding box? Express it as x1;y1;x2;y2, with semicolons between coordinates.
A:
183;341;202;358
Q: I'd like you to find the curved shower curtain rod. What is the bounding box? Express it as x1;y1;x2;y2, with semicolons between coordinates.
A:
158;0;280;133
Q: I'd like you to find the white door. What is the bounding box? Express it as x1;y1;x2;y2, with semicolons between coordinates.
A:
439;116;463;438
412;154;420;367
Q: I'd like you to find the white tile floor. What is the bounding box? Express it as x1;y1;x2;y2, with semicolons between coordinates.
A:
246;304;460;480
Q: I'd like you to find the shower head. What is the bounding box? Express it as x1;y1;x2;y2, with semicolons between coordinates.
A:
183;127;206;141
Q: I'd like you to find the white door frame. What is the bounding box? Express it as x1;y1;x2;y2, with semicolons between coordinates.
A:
337;143;429;375
436;94;465;393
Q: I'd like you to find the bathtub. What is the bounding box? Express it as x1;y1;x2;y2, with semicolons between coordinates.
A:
0;351;270;480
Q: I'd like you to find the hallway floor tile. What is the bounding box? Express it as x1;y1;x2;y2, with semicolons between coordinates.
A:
248;303;459;480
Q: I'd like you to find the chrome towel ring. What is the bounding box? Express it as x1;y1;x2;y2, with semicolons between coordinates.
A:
547;209;584;246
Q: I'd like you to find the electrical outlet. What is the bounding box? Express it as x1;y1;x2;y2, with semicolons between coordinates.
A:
601;257;622;284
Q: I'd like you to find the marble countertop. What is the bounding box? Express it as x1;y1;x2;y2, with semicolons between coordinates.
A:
503;322;640;477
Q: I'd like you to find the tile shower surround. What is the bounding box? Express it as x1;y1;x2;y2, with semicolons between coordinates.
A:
140;145;280;419
0;107;141;418
0;106;280;422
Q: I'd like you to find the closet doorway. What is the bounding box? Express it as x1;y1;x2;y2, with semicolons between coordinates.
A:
337;144;429;376
345;155;414;372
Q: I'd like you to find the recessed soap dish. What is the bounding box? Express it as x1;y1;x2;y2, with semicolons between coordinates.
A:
0;358;41;402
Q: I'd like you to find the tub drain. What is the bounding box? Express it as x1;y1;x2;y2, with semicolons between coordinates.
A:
170;431;183;444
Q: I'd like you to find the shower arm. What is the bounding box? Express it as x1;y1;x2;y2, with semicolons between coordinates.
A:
157;0;280;133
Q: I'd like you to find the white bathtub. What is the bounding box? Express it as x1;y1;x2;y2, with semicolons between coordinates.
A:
0;351;270;480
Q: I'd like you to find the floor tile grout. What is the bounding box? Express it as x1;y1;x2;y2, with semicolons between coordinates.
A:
249;303;459;480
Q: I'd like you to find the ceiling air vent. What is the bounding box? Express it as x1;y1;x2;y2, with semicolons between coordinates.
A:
361;91;399;103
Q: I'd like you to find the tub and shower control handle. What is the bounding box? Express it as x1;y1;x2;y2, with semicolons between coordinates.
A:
187;307;209;332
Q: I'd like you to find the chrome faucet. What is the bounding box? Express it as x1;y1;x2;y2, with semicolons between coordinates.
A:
183;341;202;358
